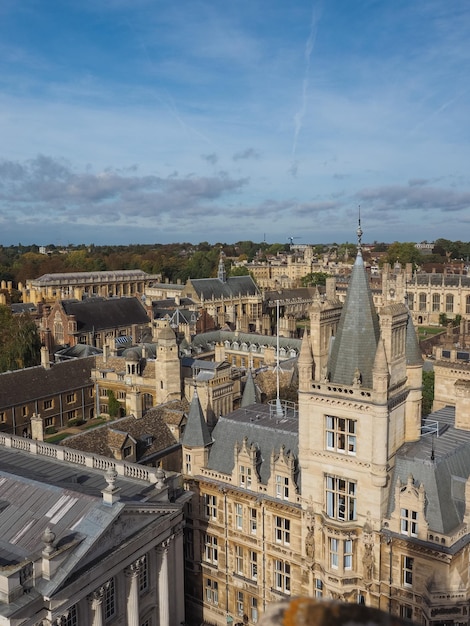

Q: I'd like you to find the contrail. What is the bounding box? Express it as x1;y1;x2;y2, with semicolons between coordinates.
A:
291;4;321;174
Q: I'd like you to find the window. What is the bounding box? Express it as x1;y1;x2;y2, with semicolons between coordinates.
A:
329;538;339;568
326;475;357;521
104;578;116;621
466;295;470;315
204;534;218;565
446;294;454;313
274;516;290;545
400;605;413;621
401;509;418;537
250;597;258;623
235;545;244;575
44;417;54;427
235;503;243;530
22;406;28;417
123;446;132;458
0;412;5;423
184;528;194;561
237;591;244;616
407;293;414;310
419;293;427;311
204;494;217;520
274;559;291;594
402;556;413;587
275;475;289;500
139;555;148;593
185;453;191;474
66;410;76;421
117;391;126;400
66;393;76;403
250;551;258;580
63;605;78;626
250;508;257;535
326;416;356;454
344;539;353;570
205;578;219;605
314;579;323;598
43;399;53;410
240;465;252;488
432;293;440;312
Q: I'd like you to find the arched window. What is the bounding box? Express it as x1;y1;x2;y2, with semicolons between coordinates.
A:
419;293;427;311
432;294;440;312
446;294;454;313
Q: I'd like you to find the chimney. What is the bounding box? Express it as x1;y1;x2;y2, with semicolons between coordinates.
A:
41;346;51;370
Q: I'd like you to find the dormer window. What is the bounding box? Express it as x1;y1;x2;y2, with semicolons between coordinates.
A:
239;465;252;489
400;508;418;536
275;475;289;500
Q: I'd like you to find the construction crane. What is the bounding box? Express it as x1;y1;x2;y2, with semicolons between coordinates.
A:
288;236;301;246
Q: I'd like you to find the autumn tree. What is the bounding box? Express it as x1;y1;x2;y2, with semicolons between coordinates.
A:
0;305;41;372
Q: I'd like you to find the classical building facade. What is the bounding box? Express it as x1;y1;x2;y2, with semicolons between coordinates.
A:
21;269;161;305
0;430;186;625
181;234;470;626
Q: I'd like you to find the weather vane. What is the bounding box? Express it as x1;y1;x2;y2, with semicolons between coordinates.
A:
356;205;363;251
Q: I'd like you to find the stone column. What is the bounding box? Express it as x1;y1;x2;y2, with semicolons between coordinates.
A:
125;559;143;626
174;529;185;626
88;587;105;626
156;540;170;626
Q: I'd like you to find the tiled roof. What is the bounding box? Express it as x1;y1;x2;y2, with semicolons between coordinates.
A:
187;276;260;300
61;402;184;460
0;358;95;409
62;297;149;332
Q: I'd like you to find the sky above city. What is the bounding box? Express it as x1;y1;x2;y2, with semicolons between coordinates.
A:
1;0;470;246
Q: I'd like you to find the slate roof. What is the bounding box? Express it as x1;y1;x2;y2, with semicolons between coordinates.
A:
328;251;380;388
190;330;301;353
412;273;470;287
388;406;470;534
182;390;212;448
240;370;261;407
187;275;260;300
61;401;186;461
206;402;298;485
62;297;149;332
55;344;103;360
0;357;95;409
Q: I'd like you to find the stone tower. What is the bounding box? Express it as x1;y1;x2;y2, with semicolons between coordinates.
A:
298;228;423;602
154;320;182;404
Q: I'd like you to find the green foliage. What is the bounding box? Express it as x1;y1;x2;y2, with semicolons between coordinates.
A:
107;389;122;418
439;313;448;327
230;265;249;276
383;242;423;268
422;370;435;417
301;272;330;287
0;305;41;372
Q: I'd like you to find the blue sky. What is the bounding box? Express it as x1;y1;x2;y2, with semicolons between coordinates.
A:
1;0;470;246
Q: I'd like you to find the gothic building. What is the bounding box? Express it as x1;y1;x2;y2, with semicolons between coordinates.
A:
181;227;470;626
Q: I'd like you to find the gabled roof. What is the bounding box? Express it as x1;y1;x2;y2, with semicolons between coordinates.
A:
62;297;149;332
328;251;380;388
241;370;261;407
389;406;470;534
186;275;260;300
0;357;95;409
206;403;298;486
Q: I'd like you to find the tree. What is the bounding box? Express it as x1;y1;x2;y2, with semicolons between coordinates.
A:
422;371;434;416
301;272;330;287
383;242;422;268
0;306;41;372
107;390;122;418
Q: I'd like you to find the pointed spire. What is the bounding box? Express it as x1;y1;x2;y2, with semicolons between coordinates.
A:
299;330;313;366
241;369;260;407
217;251;227;283
327;222;380;388
405;310;423;366
373;337;389;376
182;387;212;448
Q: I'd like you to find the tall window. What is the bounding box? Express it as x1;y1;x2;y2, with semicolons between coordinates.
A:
407;293;414;310
250;596;258;623
104;578;116;621
240;465;252;489
235;503;243;530
250;550;258;580
275;475;289;500
204;494;217;520
314;579;323;598
446;294;454;313
250;507;257;535
329;538;339;568
63;606;78;626
402;556;414;587
400;509;418;537
235;545;244;575
274;516;290;545
326;416;356;454
432;293;440;312
205;578;219;605
329;538;354;571
326;475;357;521
466;295;470;315
237;591;244;616
185;453;191;475
204;534;218;565
419;293;427;311
274;559;291;594
344;539;353;570
139;555;148;593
